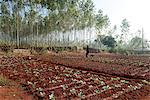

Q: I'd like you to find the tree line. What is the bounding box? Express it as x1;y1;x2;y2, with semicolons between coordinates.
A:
0;0;149;52
0;0;109;48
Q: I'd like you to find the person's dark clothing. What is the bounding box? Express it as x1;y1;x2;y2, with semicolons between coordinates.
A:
86;45;89;57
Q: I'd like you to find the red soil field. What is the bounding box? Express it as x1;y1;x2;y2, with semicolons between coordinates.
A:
0;52;150;100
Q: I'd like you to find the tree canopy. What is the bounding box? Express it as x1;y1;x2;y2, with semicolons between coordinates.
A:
101;35;116;49
0;0;110;47
119;19;130;44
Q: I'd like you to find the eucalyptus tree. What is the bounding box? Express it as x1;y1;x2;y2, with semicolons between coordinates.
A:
120;19;130;45
93;10;109;48
0;0;111;48
1;1;9;35
62;0;81;45
85;0;96;43
11;0;20;47
71;0;95;45
127;36;150;49
95;10;109;34
2;0;25;47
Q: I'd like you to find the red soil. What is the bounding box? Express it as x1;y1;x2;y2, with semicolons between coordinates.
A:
0;52;150;100
37;53;150;81
0;84;33;100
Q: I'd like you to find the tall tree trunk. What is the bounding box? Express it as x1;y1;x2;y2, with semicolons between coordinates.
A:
36;23;38;47
16;16;19;48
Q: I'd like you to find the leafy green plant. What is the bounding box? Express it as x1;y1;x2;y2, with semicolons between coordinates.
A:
70;88;76;94
142;80;150;85
111;77;120;81
95;89;101;94
61;85;68;91
113;84;121;88
78;91;85;98
99;80;105;85
49;93;55;100
102;85;110;91
120;80;129;84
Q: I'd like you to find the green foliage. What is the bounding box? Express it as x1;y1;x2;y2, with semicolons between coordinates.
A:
0;0;110;48
115;46;128;54
120;19;130;33
127;36;150;49
95;10;109;33
119;19;130;44
101;36;116;49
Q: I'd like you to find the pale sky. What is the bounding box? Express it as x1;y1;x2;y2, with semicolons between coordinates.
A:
93;0;150;40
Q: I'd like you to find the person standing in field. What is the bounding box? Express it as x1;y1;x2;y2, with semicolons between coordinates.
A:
86;45;89;57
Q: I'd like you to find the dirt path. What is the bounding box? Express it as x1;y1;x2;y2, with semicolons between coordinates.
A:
0;75;33;100
142;95;150;100
0;86;33;100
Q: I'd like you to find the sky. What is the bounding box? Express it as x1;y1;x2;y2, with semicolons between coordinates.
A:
92;0;150;40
